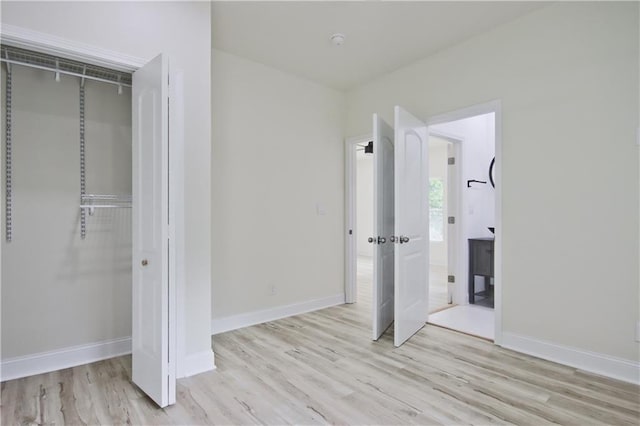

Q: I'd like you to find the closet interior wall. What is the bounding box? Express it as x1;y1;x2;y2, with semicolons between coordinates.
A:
1;62;132;359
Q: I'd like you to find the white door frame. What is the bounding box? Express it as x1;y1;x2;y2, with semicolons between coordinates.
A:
0;24;185;377
427;130;463;307
426;100;503;345
345;134;373;304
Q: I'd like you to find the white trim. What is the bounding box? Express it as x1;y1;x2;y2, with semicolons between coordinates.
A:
211;294;345;335
493;103;503;345
426;100;501;127
1;337;131;382
502;332;640;385
426;100;503;345
169;71;188;380
345;134;373;304
0;24;145;72
427;131;463;307
183;350;216;378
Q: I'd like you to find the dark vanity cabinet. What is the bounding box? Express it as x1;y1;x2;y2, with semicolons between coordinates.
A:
468;238;494;307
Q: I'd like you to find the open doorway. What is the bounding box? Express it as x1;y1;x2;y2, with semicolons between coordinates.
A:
426;108;498;341
345;103;502;346
427;135;457;314
355;139;374;308
345;135;374;309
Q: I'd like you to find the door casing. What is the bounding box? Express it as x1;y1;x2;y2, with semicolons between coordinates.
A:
427;131;463;308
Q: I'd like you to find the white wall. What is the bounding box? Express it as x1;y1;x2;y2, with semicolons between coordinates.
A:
346;2;639;361
211;49;346;320
1;66;131;358
356;151;373;257
1;1;213;373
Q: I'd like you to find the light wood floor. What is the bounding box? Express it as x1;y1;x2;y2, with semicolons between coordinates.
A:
2;303;639;424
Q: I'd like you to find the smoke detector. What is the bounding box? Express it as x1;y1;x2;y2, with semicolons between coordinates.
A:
330;33;346;46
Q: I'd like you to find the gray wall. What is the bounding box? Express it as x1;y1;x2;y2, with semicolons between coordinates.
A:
211;49;346;320
1;65;132;358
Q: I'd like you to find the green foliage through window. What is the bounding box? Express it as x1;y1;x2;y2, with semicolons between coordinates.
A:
429;178;444;241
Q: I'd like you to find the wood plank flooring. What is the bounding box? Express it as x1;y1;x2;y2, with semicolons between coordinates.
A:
2;297;639;424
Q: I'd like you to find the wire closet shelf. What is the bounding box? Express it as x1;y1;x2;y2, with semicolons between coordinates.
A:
2;44;133;241
0;45;132;87
81;194;132;213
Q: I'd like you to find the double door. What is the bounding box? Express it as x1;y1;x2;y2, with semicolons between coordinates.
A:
371;106;430;347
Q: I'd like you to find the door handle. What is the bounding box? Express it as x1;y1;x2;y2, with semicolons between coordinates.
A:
141;259;149;266
377;236;386;244
399;236;410;244
368;237;375;244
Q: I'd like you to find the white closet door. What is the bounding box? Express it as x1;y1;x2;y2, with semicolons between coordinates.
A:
132;53;174;407
393;106;429;347
372;114;395;340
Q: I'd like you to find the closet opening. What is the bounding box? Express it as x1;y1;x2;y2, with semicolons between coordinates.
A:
1;43;178;407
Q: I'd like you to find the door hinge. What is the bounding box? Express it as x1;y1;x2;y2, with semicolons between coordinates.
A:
448;216;455;224
448;157;455;165
448;275;455;283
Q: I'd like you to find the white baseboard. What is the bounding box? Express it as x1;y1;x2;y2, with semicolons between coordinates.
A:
502;332;640;385
182;349;216;378
211;293;345;335
1;337;131;382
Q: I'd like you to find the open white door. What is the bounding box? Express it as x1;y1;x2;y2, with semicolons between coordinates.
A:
393;106;429;347
372;114;395;340
132;53;175;407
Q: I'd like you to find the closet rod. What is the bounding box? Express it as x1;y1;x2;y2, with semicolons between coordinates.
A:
0;58;132;88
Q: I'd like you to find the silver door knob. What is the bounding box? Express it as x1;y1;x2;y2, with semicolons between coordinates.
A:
367;237;375;243
377;237;386;244
400;236;410;243
141;259;149;266
390;236;397;243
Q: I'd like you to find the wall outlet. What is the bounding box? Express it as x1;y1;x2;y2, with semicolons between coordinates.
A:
636;321;640;342
269;284;277;296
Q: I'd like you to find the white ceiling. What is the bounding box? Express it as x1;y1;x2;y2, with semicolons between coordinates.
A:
211;1;546;91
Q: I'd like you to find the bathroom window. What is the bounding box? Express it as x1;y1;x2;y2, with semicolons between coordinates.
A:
429;178;444;242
